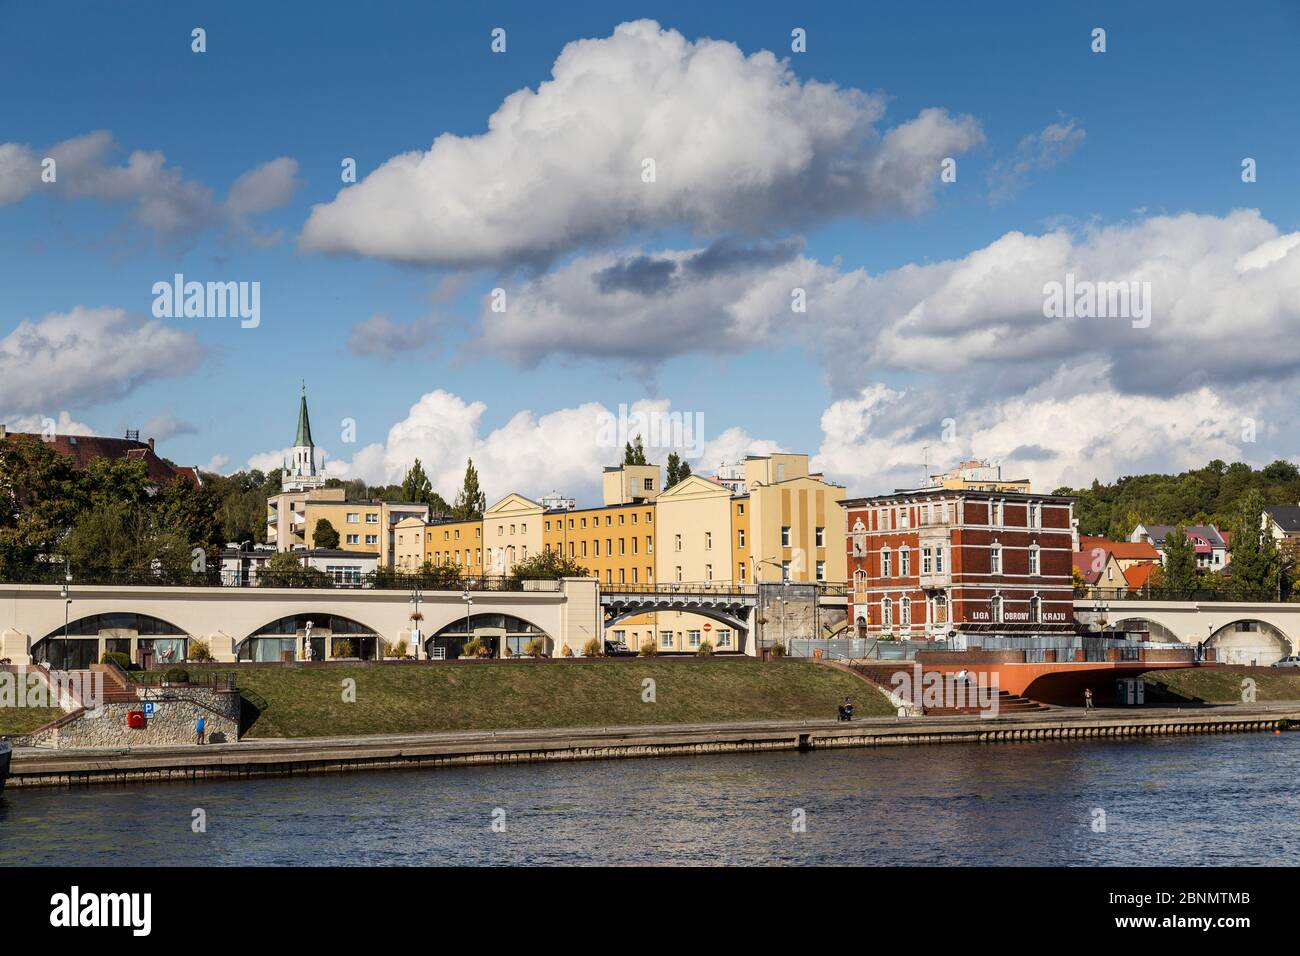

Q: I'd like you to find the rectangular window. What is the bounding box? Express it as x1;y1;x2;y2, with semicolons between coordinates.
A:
632;537;638;555
346;534;359;545
644;478;653;491
366;513;379;523
738;529;745;548
593;540;600;557
347;513;360;523
660;631;674;648
716;629;731;648
922;548;933;574
935;547;946;574
688;630;702;648
781;560;791;581
365;535;378;545
738;563;747;582
706;564;713;581
899;549;910;576
815;560;825;581
675;566;683;582
705;531;712;550
882;550;892;576
781;526;791;547
581;541;588;558
815;526;825;547
619;538;625;556
675;534;682;552
1029;548;1040;575
647;536;653;554
990;546;1002;574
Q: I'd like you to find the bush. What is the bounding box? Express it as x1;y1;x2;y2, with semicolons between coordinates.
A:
769;642;786;658
561;644;574;658
383;638;409;659
101;651;131;670
332;638;355;659
163;668;190;684
696;640;715;658
582;637;602;657
502;645;513;658
525;637;546;658
188;639;212;662
462;637;487;658
639;639;657;657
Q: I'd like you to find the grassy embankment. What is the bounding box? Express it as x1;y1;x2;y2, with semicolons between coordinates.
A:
0;707;64;736
187;659;893;739
1144;667;1300;704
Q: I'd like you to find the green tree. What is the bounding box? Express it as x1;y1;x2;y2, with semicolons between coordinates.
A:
259;550;332;588
400;458;451;515
452;458;487;519
0;436;84;570
312;518;340;549
1161;524;1199;592
509;549;592;581
623;436;647;465
665;452;692;488
1226;489;1279;598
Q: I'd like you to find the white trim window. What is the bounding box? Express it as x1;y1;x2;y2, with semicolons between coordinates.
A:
990;544;1002;575
688;630;702;648
900;596;911;626
991;594;1003;622
921;548;933;575
935;546;946;574
1028;545;1040;576
899;547;910;577
881;548;892;577
881;597;893;627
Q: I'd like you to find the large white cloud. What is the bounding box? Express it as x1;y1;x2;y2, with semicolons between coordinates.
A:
0;306;204;417
300;19;982;267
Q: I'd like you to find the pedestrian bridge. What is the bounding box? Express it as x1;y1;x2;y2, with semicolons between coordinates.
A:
1074;595;1297;665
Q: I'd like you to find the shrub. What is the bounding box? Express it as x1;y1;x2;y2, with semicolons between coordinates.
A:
101;651;131;670
769;642;786;658
163;668;190;684
639;639;657;657
332;638;355;659
696;640;715;658
188;639;212;662
502;645;513;658
525;637;546;658
582;637;602;657
561;644;574;658
462;637;486;658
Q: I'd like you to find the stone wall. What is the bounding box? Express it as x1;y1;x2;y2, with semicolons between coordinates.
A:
22;687;239;749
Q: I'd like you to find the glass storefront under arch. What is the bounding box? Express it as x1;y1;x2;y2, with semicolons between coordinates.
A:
35;613;189;670
239;613;381;662
427;613;550;659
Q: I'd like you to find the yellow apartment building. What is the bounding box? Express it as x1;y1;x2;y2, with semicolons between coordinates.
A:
393;516;485;576
743;454;846;586
483;493;544;575
266;486;345;551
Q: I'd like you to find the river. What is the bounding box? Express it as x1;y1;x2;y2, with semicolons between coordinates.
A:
2;733;1297;865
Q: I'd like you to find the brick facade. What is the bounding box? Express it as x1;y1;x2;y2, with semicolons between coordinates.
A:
844;489;1076;641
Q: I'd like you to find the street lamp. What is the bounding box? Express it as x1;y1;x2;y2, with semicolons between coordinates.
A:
410;579;424;661
60;571;71;669
462;587;474;657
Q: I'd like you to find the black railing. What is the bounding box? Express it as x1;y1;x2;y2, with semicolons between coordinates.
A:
129;670;237;691
0;566;563;592
1076;587;1284;603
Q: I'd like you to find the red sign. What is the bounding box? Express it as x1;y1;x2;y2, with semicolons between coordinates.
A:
703;623;712;631
127;711;146;729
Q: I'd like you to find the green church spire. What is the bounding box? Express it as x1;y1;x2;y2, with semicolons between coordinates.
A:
295;381;314;447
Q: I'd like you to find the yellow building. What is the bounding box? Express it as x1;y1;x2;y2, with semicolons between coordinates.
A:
544;502;655;587
483;494;544;575
924;458;1031;493
294;498;429;565
742;454;846;586
393;516;484;576
266;486;345;551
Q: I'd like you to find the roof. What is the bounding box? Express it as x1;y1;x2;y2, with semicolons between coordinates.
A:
1124;563;1157;591
1;431;198;486
845;488;1074;506
1265;506;1300;533
1135;524;1226;548
1078;535;1159;561
1072;551;1107;585
295;384;314;447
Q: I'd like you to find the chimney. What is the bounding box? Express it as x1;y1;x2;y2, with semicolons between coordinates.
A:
147;437;155;451
0;424;6;439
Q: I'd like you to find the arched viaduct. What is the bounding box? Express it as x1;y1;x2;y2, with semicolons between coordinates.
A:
0;579;600;664
1075;598;1297;666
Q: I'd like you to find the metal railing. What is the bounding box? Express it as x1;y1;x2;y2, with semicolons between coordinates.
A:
0;566;563;593
129;670;237;691
1077;587;1283;603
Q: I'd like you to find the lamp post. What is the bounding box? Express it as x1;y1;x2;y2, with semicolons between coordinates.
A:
410;579;424;661
60;570;71;669
462;587;474;657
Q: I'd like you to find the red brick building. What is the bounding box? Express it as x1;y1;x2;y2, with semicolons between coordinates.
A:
844;488;1076;642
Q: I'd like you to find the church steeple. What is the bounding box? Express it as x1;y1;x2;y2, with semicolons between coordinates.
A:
295;380;314;448
283;383;324;492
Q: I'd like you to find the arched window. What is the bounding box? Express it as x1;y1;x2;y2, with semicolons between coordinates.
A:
898;546;911;577
933;593;948;624
991;594;1003;622
881;598;893;627
1030;595;1042;623
900;597;912;626
881;547;892;577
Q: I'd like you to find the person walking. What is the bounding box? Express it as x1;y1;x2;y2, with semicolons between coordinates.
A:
1084;687;1094;712
196;715;206;745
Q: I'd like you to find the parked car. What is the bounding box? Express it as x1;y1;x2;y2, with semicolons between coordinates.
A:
1272;656;1300;668
603;641;635;657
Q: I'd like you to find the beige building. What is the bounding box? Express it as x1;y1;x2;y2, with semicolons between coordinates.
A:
742;454;846;586
483;494;544;575
923;458;1031;493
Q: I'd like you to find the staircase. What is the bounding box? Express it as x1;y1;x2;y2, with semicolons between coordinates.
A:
842;663;1048;716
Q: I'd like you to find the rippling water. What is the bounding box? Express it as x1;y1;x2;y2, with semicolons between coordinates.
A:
2;733;1297;865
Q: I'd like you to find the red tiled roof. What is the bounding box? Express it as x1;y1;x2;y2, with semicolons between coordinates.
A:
1124;562;1156;591
1072;551;1104;584
2;432;199;486
1078;535;1160;561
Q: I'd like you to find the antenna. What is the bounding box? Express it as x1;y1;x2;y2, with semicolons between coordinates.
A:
922;445;930;486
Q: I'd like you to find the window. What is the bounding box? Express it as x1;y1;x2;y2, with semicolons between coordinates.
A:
900;597;911;626
366;513;379;524
580;518;587;529
881;598;893;627
618;514;624;526
992;501;1003;526
593;540;600;557
717;629;731;648
1029;502;1041;528
815;526;825;548
581;541;588;558
781;526;791;547
706;564;713;581
346;534;359;545
619;538;625;556
660;631;674;648
935;547;946;574
853;568;868;596
899;547;910;576
781;560;791;581
688;630;702;648
1029;546;1040;576
991;595;1003;622
990;545;1002;574
933;594;948;624
675;566;683;583
521;523;526;534
365;535;378;545
618;568;625;584
705;531;712;550
898;508;910;529
922;548;933;574
347;513;360;523
632;537;638;555
737;503;744;516
632;568;638;584
675;534;682;552
738;563;747;582
644;478;654;491
881;548;892;577
1030;595;1042;623
510;524;516;534
647;536;653;554
738;529;745;548
607;538;613;555
815;560;825;581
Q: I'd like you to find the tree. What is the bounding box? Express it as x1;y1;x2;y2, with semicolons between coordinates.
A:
400;459;452;516
623;436;647;465
1226;489;1279;598
0;436;85;569
509;549;592;581
312;518;340;549
453;458;487;519
259;550;332;588
665;452;692;488
1161;524;1199;592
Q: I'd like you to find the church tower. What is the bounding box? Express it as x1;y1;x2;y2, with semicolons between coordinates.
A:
283;383;325;492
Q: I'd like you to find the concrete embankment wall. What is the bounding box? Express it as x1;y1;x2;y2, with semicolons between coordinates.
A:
9;706;1297;789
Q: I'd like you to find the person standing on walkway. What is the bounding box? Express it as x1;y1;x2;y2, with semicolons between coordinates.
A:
196;715;206;745
1084;687;1094;712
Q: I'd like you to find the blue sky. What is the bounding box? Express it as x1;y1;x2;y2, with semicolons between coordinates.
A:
3;1;1299;502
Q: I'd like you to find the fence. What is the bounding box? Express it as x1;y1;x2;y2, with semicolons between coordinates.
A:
1;566;562;593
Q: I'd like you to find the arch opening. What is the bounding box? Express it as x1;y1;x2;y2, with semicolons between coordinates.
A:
426;613;551;659
1206;619;1293;666
34;612;190;669
239;613;382;662
1111;617;1181;643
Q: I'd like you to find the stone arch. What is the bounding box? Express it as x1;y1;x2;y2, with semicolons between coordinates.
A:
426;611;552;659
1206;619;1293;666
239;612;383;662
1110;616;1181;643
33;611;191;669
602;604;749;635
